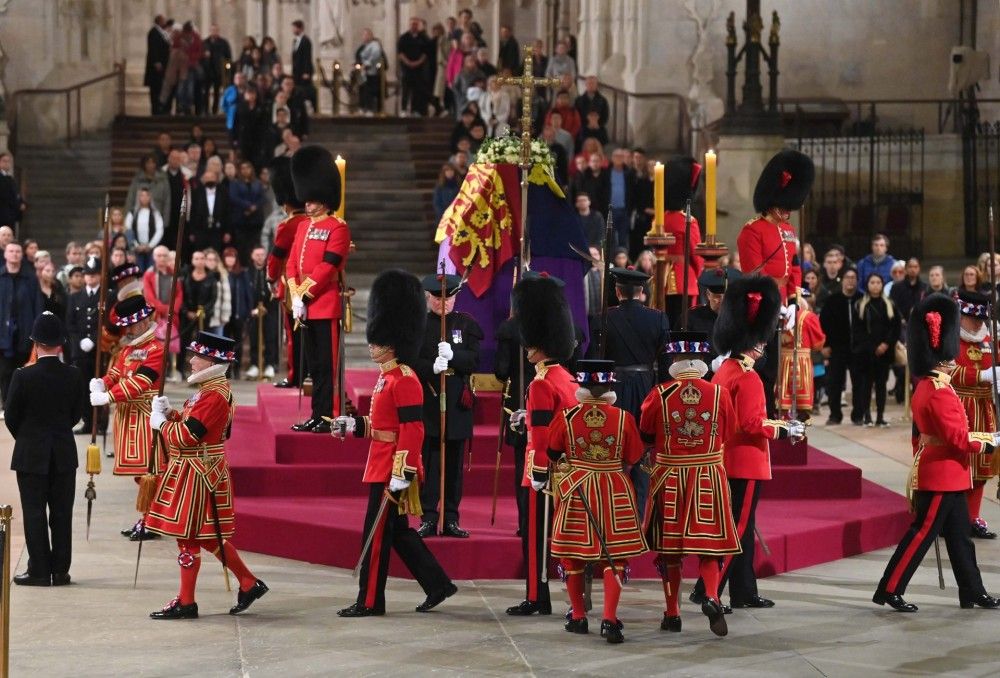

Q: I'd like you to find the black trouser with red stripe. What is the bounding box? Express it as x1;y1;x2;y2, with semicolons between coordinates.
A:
519;486;551;606
304;317;340;419
876;490;987;601
355;483;452;613
692;478;763;604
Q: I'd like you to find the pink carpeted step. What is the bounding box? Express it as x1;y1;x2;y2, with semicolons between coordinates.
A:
769;437;809;465
766;448;862;500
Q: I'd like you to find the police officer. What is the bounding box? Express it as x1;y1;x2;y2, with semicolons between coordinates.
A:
689;267;742;377
413;273;483;538
67;256;103;434
603;266;669;516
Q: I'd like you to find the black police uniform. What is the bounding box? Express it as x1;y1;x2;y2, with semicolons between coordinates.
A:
494;317;535;535
689;267;741;378
413;274;483;536
66;272;102;432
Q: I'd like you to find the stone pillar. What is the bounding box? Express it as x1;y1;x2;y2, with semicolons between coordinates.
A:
715;134;785;248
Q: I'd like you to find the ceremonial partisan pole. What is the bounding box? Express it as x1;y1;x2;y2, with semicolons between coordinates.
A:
988;206;1000;502
85;195;111;540
437;261;448;536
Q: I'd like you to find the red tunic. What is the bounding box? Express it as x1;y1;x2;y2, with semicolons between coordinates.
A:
355;360;425;484
639;372;741;555
777;309;826;412
266;211;308;301
911;370;994;492
952;337;999;481
285;212;351;320
145;376;237;539
662;211;704;299
102;330;165;476
713;355;789;480
546;400;647;560
737;216;800;303
524;360;578;486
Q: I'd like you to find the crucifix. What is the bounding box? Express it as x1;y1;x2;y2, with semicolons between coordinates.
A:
496;46;559;411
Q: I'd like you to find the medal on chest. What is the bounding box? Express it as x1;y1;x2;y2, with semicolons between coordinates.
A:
451;329;463;344
307;227;331;242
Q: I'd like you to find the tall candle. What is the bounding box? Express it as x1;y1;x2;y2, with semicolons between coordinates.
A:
335;155;347;219
705;149;717;238
653;161;664;233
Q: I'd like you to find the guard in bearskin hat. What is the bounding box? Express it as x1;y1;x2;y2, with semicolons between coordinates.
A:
287;145;350;433
146;331;268;619
640;331;741;637
951;289;1000;539
332;269;456;616
89;295;165;540
690;275;802;612
874;293;1000;612
266;156;309;389
661;155;705;328
505;272;579;617
547;359;646;643
737;149;815;416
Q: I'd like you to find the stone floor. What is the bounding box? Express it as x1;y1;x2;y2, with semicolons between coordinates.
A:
3;382;1000;677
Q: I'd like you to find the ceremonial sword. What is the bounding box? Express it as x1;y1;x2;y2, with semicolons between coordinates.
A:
574;483;623;589
353;490;391;578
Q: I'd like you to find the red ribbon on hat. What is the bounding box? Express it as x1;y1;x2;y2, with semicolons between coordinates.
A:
780;170;792;188
746;291;762;323
926;311;942;349
691;162;703;189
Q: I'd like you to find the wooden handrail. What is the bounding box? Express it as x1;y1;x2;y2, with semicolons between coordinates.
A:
9;60;126;149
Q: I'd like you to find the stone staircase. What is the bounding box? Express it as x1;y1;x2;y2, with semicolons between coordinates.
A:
17;134;112;255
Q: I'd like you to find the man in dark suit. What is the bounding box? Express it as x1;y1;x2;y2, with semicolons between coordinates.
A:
0;241;42;410
290;20;316;110
144;15;171;115
8;312;87;586
0;153;25;230
66;257;101;433
187;168;231;259
201;23;232;115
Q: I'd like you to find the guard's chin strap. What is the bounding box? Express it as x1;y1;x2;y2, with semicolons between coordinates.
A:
575;387;617;405
668;359;708;379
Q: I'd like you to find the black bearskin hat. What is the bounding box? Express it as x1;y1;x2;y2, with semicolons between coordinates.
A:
714;275;781;355
664;155;702;211
270;156;303;209
512;273;576;361
908;293;960;378
752;149;815;214
291;145;341;210
366;269;427;365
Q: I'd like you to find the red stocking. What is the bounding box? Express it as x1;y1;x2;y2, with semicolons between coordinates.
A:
664;560;682;616
699;556;721;602
967;483;985;522
562;558;586;620
204;539;257;591
602;563;623;622
177;540;201;605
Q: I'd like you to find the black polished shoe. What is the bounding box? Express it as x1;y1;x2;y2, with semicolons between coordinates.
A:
13;572;50;587
150;598;199;619
416;521;436;538
129;528;160;542
564;617;589;634
600;619;624;643
689;589;706;605
51;573;71;586
442;522;469;538
733;595;774;609
337;602;384;617
505;600;552;616
311;420;332;434
971;519;997;539
660;614;682;632
230;579;269;614
702;598;728;637
416;583;457;612
274;379;298;389
872;591;918;612
121;520;141;537
959;593;1000;609
291;417;322;432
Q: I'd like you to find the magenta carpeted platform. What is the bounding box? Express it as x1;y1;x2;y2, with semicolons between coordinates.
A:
227;373;913;580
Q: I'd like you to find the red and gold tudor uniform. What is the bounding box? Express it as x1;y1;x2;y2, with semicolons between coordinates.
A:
335;270;454;618
505;272;579;617
662;156;705;328
640;333;740;636
287;146;351;432
776;299;826;416
875;294;999;612
951;289;1000;537
546;360;645;641
146;331;267;620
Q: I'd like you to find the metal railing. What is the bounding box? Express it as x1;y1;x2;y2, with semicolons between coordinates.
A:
579;78;691;153
8;61;126;149
778;97;1000;137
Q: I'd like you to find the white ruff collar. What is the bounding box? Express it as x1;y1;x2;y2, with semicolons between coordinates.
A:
575;387;616;405
961;325;989;343
128;326;157;346
187;363;229;384
669;359;708;379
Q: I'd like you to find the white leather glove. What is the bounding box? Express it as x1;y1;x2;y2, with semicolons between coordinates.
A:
788;420;806;440
80;337;95;353
291;295;305;320
992;432;1000;448
438;341;454;361
89;378;106;394
531;479;546;492
433;356;449;374
711;352;729;373
981;369;996;384
152;395;171;415
90;391;110;407
150;410;166;430
389;476;411;492
509;409;527;432
781;304;796;331
331;415;355;439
